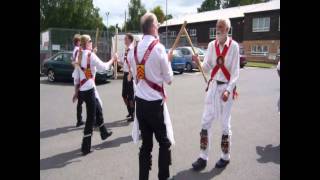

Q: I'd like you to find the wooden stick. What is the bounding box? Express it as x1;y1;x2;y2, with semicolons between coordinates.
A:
183;28;208;83
114;28;118;79
95;27;99;49
170;21;187;51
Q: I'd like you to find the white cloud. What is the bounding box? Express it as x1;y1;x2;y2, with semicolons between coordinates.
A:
93;0;203;28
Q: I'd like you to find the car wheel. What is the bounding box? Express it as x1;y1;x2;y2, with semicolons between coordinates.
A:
47;69;55;82
179;70;184;74
186;63;192;72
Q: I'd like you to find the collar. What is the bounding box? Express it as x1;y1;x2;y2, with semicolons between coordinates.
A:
142;35;157;41
128;42;134;50
217;36;231;47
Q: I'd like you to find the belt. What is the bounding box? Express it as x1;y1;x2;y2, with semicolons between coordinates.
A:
216;80;227;85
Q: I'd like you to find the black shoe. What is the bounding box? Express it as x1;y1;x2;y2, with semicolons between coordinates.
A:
81;136;92;155
127;117;134;122
215;158;230;168
76;120;84;127
93;125;99;131
126;114;131;118
100;126;112;140
192;158;207;171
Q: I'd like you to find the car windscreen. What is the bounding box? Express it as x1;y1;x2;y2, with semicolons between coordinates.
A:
62;53;72;63
173;50;183;57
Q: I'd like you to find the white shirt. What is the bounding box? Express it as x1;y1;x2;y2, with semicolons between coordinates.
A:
128;35;173;101
71;46;80;78
73;49;113;91
119;43;134;72
72;46;80;62
202;37;240;93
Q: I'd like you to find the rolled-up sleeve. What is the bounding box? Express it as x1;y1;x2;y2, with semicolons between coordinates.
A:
202;42;214;74
159;46;173;84
226;43;240;93
128;49;136;81
73;67;80;85
91;53;113;71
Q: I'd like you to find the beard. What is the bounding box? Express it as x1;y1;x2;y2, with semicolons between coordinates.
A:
216;31;227;43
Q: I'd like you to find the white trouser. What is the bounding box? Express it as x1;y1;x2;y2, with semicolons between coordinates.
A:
199;81;233;161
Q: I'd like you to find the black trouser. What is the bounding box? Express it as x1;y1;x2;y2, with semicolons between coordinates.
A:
77;97;83;122
78;88;107;137
122;72;135;116
136;97;171;180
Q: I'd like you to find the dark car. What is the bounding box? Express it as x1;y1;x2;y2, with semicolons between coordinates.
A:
41;51;114;83
239;47;247;68
166;49;186;74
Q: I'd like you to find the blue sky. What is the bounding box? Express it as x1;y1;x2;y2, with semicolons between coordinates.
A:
93;0;204;27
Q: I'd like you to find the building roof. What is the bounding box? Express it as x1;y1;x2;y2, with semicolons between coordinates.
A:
160;0;280;27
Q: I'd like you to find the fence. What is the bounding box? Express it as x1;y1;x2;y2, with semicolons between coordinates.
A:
40;28;115;68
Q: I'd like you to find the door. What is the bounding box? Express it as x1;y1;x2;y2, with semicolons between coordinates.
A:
60;53;74;79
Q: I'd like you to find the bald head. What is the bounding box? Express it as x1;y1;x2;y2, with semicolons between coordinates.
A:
140;12;159;36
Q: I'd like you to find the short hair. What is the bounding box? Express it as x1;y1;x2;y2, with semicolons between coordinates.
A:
140;12;157;34
125;33;134;42
217;18;231;32
80;34;91;48
73;34;81;45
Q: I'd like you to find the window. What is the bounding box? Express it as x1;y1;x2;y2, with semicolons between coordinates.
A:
252;17;270;32
209;27;232;39
53;54;63;61
209;28;216;39
190;29;197;36
62;53;72;62
170;31;176;37
251;45;269;56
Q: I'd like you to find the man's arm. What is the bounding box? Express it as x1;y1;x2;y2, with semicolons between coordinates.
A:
159;46;173;85
72;67;80;103
226;43;240;93
192;42;214;74
91;53;117;72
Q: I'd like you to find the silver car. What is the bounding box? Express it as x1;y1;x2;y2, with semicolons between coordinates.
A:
176;47;205;72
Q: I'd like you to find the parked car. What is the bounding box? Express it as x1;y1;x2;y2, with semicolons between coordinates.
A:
176;46;205;72
239;46;247;68
41;51;114;83
166;49;186;74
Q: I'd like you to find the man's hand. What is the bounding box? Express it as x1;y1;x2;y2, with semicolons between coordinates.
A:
127;72;132;81
93;47;98;53
72;93;78;103
168;49;173;62
192;54;200;66
112;53;119;63
221;90;230;102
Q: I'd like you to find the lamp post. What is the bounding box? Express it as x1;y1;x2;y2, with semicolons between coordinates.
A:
165;0;168;48
106;12;110;58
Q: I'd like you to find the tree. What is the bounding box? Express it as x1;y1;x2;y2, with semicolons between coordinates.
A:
125;0;146;32
223;0;264;8
196;0;265;12
151;6;165;23
40;0;105;32
197;0;222;12
165;14;173;21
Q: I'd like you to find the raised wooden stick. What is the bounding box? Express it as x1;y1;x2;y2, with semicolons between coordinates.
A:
95;27;99;49
114;27;118;79
170;21;187;51
183;28;208;83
